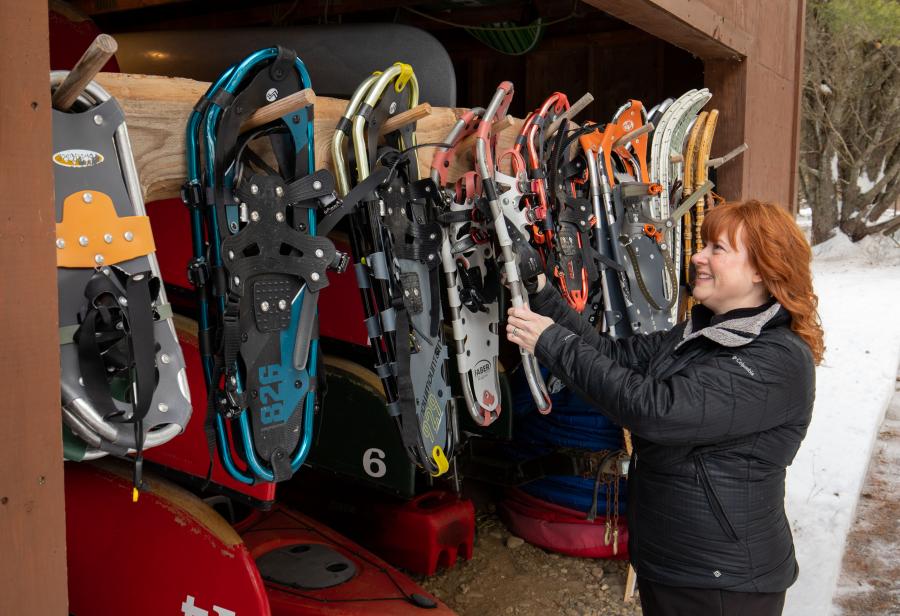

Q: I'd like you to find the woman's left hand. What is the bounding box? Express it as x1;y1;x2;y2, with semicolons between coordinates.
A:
506;305;555;354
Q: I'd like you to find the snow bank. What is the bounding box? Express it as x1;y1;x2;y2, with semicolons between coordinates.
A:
783;237;900;616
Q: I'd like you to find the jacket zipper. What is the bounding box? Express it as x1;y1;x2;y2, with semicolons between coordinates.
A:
694;454;740;542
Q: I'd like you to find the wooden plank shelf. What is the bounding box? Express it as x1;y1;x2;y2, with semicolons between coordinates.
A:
96;72;529;202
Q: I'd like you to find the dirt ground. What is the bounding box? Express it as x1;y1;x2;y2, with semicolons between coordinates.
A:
421;503;643;616
833;374;900;615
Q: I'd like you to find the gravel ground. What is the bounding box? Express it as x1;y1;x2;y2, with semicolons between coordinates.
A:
421;504;643;616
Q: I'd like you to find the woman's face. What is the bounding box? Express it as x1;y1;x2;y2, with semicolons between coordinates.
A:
691;226;769;315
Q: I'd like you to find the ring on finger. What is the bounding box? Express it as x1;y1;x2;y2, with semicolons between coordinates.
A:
512;327;520;338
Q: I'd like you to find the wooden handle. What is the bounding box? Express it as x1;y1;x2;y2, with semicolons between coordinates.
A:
707;143;748;168
52;34;118;111
240;88;316;133
381;103;432;135
612;122;654;150
547;92;595;137
456;115;514;154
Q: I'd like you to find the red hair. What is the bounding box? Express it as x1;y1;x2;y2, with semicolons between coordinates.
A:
702;200;825;364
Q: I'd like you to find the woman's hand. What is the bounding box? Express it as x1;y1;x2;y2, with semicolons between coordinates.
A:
506;304;555;354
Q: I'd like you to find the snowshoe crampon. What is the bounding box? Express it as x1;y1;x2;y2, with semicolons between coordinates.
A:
52;71;191;491
185;47;339;484
333;63;456;476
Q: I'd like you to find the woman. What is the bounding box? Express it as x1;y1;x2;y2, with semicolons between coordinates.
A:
506;201;823;616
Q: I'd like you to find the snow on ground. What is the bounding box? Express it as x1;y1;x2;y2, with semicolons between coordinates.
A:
783;232;900;616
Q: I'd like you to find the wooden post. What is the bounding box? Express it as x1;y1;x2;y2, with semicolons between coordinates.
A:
0;2;69;615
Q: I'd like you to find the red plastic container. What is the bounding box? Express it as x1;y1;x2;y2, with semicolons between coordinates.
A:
368;491;475;576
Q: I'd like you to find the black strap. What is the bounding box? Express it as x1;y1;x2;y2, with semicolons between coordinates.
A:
317;167;389;237
75;268;158;491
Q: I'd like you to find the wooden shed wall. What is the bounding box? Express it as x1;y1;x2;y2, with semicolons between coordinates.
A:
586;0;806;211
0;2;69;614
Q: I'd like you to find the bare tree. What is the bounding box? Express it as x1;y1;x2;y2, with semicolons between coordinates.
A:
800;0;900;245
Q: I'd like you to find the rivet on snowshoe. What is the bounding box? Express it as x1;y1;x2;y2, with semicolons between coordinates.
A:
56;239;65;249
313;180;322;190
275;212;285;222
311;272;320;282
94;254;104;265
82;192;93;203
158;403;168;413
315;249;324;258
250;211;260;222
124;231;134;241
278;299;287;311
93;114;103;125
79;236;89;246
275;186;284;197
160;353;171;364
261;301;270;312
103;233;113;243
250;184;259;195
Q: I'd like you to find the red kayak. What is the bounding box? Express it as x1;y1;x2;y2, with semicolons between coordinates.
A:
65;461;454;616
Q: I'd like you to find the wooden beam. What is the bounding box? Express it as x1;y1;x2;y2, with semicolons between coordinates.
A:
704;58;748;200
94;72;527;202
0;2;69;614
788;0;807;214
582;0;751;59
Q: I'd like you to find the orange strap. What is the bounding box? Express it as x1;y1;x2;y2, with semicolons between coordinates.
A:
56;190;155;268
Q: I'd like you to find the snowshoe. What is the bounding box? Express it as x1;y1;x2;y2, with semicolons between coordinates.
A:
52;71;191;492
185;47;340;484
332;63;456;476
477;82;552;414
431;107;503;426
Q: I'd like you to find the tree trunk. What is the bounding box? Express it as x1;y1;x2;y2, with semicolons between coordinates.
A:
812;147;839;244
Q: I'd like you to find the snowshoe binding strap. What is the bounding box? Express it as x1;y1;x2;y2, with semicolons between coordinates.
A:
51;72;191;494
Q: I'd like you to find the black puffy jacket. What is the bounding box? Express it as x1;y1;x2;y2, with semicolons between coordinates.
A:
530;286;815;592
